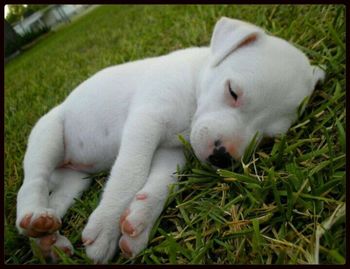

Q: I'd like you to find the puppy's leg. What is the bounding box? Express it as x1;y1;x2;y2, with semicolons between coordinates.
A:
16;106;65;237
48;168;92;218
33;232;73;263
82;112;163;263
118;147;185;258
34;168;92;261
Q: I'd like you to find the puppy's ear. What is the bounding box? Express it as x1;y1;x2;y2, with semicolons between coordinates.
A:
210;17;264;67
311;65;326;88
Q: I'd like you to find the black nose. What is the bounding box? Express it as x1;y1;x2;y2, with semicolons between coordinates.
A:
207;146;232;168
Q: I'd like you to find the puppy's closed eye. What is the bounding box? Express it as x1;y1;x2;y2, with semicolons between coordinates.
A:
228;82;238;101
226;80;243;108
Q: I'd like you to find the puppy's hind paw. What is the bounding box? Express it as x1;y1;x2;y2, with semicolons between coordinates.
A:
17;208;61;237
34;232;73;263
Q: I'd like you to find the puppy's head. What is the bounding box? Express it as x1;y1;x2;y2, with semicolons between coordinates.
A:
190;17;325;168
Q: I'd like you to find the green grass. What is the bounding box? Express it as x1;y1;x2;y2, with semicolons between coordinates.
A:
4;4;345;265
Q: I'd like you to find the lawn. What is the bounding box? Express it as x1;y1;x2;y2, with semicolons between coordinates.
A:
4;5;345;264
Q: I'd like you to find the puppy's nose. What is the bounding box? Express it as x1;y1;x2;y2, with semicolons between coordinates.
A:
207;146;232;168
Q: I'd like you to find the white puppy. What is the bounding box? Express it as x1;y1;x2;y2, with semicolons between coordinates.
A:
16;17;325;263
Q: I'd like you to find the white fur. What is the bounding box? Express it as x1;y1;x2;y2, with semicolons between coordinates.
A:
16;17;325;263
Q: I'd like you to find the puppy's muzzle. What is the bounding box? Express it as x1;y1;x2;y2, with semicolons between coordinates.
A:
207;140;233;168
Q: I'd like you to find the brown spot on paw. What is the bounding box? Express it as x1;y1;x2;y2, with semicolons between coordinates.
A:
61;246;73;256
32;214;61;234
26;229;46;238
119;238;132;258
34;234;58;258
39;233;58;249
19;213;33;229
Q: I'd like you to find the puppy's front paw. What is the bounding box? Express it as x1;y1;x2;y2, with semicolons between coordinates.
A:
119;228;151;259
120;192;155;238
17;208;61;237
34;232;73;262
118;192;158;257
82;209;120;264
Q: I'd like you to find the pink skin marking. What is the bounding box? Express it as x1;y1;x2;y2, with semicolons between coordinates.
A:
58;161;94;171
227;144;236;156
119;208;130;227
121;219;136;236
223;136;244;160
135;193;148;200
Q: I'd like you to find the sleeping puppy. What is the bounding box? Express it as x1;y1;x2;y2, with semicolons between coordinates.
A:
16;17;325;263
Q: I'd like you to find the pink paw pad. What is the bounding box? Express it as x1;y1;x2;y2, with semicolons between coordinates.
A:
121;219;136;237
20;213;33;229
19;213;61;237
39;233;58;246
120;208;139;237
38;234;58;253
119;208;130;227
119;237;132;258
135;193;148;200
